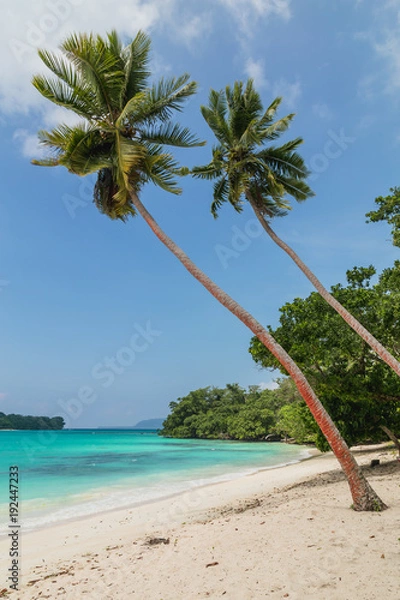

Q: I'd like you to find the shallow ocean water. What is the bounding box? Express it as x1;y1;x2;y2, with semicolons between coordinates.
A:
0;430;310;533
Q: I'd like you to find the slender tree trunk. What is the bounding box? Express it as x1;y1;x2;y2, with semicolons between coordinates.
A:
130;191;387;511
380;425;400;456
247;194;400;379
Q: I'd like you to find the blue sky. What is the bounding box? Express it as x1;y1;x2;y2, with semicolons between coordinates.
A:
0;0;399;427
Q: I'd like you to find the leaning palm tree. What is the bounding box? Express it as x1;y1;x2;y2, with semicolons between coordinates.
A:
192;80;400;378
32;30;385;510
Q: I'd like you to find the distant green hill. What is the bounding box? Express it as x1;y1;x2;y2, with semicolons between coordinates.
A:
0;412;65;430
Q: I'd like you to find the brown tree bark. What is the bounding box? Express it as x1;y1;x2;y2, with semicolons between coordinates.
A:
247;195;400;379
130;191;387;511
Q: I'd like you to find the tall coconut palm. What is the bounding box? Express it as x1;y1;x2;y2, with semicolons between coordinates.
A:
32;30;386;510
192;80;400;378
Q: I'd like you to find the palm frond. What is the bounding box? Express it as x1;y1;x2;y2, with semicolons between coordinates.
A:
31;157;60;167
200;104;232;146
211;177;229;217
32;74;95;119
227;167;247;210
139;121;205;148
192;161;224;180
200;89;233;146
33;30;202;221
195;79;313;218
36;125;73;151
273;176;314;201
141;145;182;194
121;30;151;105
118;74;197;127
61;31;125;116
250;187;291;218
35;123;111;175
37;48;95;112
238;119;263;148
258;97;282;128
259;144;310;180
226;80;263;141
258;114;295;142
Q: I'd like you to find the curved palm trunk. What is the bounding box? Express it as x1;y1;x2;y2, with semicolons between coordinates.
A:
130;191;386;511
247;194;400;379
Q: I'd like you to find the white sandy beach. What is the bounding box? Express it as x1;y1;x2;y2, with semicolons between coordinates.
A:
1;444;399;599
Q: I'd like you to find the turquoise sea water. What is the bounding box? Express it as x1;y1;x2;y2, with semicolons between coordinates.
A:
0;430;310;534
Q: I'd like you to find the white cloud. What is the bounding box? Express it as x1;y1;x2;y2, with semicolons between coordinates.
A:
13;107;84;158
13;129;44;158
42;106;84;128
0;0;187;115
173;13;213;47
312;103;333;120
3;0;296;160
243;61;301;110
151;52;172;78
218;0;291;36
272;78;301;109
245;58;268;88
373;32;400;92
356;1;400;96
1;0;293;118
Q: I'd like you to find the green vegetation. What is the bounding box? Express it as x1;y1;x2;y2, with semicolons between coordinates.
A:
193;84;400;379
32;29;388;509
366;186;400;247
249;263;400;451
0;413;65;430
32;30;203;220
161;380;312;441
192;80;313;217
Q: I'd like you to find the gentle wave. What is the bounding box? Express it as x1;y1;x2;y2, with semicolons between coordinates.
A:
0;450;311;536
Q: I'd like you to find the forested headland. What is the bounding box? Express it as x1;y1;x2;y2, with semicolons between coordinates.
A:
161;380;317;443
0;413;65;430
162;257;400;451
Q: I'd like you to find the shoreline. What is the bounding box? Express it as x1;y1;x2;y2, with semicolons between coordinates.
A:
0;443;314;538
1;443;398;598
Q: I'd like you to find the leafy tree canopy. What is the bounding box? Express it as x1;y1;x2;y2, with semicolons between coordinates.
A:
160;381;307;441
249;263;400;450
366;186;400;247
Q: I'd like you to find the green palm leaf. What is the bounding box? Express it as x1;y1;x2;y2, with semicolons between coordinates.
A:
211;177;229;217
121;31;151;105
61;31;125;117
193;80;313;219
139;121;204;148
32;30;200;219
117;74;196;127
